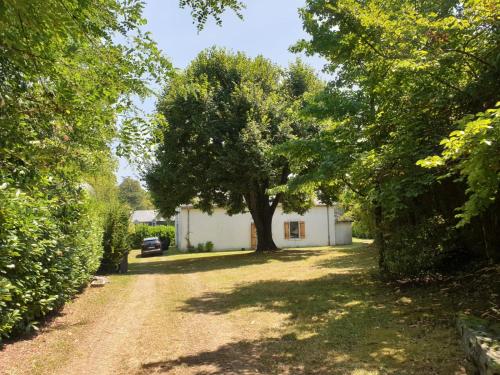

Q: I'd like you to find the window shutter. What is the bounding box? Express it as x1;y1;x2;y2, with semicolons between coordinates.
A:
284;221;290;239
250;223;257;249
299;221;305;239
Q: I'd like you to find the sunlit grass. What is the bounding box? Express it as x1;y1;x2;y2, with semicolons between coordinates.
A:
2;238;475;375
131;239;469;374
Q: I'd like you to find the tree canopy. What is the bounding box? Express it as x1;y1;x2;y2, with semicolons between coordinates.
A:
146;48;322;251
276;0;499;275
119;177;154;211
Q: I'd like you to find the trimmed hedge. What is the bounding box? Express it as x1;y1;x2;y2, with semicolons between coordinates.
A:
99;204;131;273
129;224;175;249
0;183;102;338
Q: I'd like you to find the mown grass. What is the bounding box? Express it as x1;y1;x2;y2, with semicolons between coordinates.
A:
134;240;488;374
3;240;496;375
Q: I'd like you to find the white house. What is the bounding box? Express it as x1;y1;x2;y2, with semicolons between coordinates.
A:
131;210;170;226
175;203;352;251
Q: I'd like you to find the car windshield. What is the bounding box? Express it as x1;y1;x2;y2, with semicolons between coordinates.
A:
143;240;158;246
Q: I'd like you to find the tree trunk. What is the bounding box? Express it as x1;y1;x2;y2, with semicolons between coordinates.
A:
374;204;387;272
252;206;278;252
245;191;279;252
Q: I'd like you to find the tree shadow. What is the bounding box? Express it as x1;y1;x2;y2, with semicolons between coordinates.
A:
144;271;465;374
127;248;330;276
141;325;454;375
178;273;374;318
160;247;468;374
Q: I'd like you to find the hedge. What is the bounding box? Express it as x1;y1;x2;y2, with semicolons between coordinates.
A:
129;224;175;249
99;203;131;273
0;183;102;339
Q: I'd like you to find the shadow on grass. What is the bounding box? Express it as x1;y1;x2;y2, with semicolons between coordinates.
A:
143;245;467;374
140;330;430;375
127;248;331;276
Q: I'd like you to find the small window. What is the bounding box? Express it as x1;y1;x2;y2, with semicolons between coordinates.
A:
289;221;300;239
284;221;305;240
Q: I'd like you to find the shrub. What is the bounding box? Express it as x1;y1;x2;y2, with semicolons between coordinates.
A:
0;183;102;339
129;224;175;249
383;215;459;278
99;204;130;273
205;241;214;252
352;221;373;239
196;243;205;252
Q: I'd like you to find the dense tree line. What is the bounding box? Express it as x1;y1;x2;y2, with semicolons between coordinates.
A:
277;0;499;276
0;0;229;339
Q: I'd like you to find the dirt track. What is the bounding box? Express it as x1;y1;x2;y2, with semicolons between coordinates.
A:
0;249;285;375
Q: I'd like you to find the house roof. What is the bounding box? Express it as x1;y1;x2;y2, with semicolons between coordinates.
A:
130;210;165;223
179;200;332;210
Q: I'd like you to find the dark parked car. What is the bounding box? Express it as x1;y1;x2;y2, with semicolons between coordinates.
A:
141;237;162;257
160;236;170;251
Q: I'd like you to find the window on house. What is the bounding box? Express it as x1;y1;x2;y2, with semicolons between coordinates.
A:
284;221;305;240
289;221;300;239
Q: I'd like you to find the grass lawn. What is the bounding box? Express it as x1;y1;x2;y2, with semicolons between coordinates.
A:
146;240;470;374
2;239;497;374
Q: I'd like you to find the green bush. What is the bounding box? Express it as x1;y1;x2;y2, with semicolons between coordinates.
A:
383;216;459;278
99;204;130;273
129;224;175;249
205;241;214;252
0;183;102;339
196;243;205;252
352;221;373;239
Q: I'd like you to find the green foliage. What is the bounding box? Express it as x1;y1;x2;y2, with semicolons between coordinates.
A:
179;0;244;30
129;225;175;249
383;216;460;278
418;105;500;226
352;221;373;240
279;0;499;274
118;177;153;210
0;0;170;339
99;204;131;273
146;48;321;251
193;242;214;252
0;182;102;338
205;241;214;252
0;0;171;181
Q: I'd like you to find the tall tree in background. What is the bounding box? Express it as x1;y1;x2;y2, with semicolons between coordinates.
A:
119;177;153;210
146;49;322;251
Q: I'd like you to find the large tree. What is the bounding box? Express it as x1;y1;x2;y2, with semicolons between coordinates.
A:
146;49;321;251
119;177;153;210
279;0;499;274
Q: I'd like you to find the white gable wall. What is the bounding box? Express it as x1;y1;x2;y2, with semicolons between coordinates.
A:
177;207;252;251
176;205;350;251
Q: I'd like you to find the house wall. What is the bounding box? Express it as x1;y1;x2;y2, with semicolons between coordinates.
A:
335;221;353;245
177;208;252;251
176;205;350;251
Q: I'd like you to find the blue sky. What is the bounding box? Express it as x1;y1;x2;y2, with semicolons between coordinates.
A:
118;0;328;181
